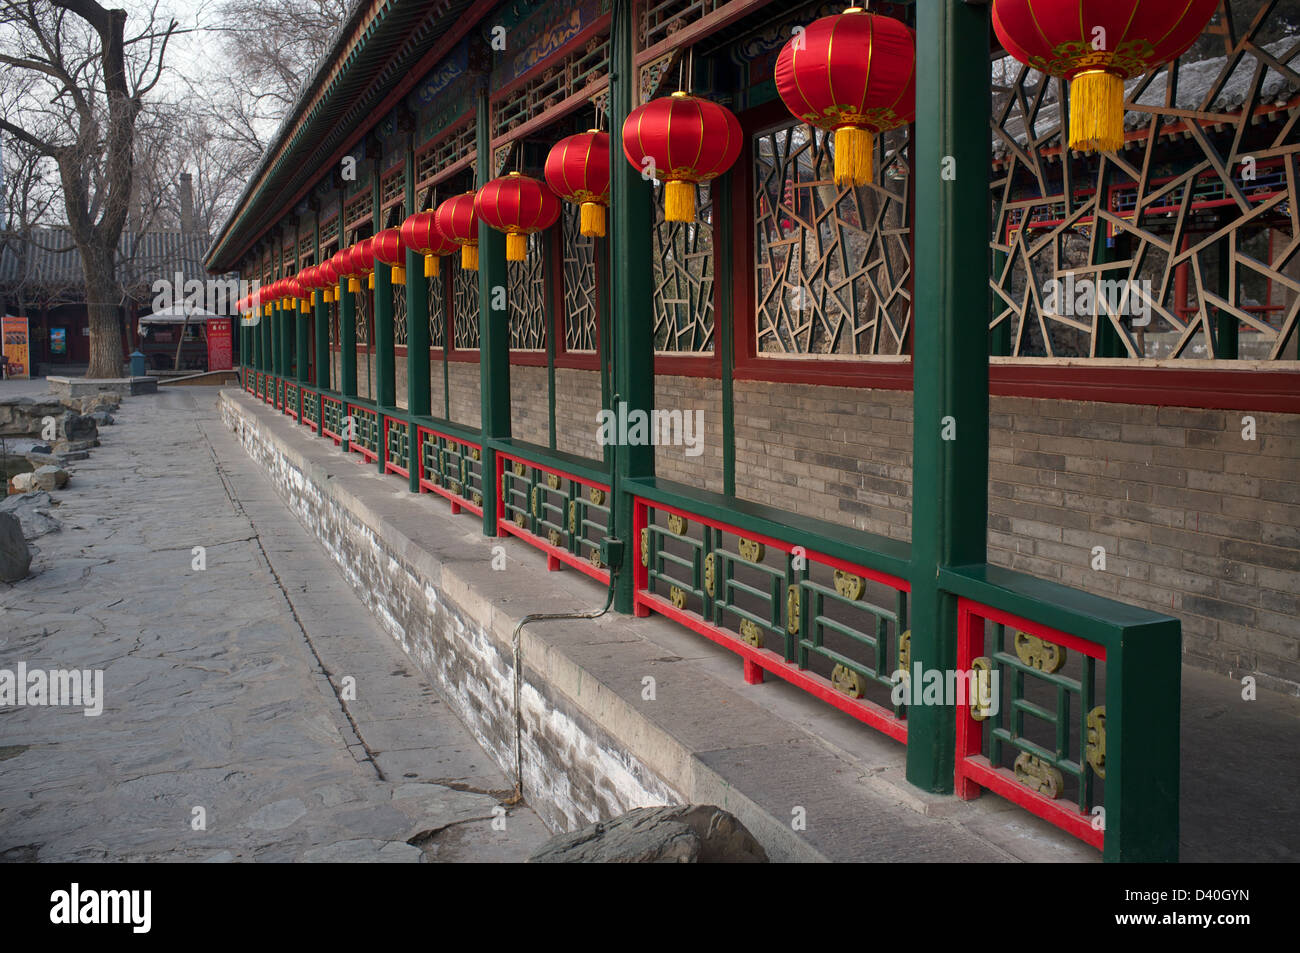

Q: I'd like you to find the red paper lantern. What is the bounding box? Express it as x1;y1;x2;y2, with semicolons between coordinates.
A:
544;130;611;237
992;0;1218;152
434;192;481;271
372;228;407;284
775;8;916;187
622;91;742;222
475;172;561;262
401;210;459;278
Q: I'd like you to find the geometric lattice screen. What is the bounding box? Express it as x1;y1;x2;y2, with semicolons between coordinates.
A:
753;123;912;355
991;0;1299;361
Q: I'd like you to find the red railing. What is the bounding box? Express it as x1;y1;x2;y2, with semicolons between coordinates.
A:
954;598;1106;851
632;495;910;741
495;450;611;584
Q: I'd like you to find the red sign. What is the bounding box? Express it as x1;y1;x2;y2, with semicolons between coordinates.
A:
206;318;233;371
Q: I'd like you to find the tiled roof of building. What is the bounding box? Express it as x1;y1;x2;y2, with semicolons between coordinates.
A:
0;227;209;298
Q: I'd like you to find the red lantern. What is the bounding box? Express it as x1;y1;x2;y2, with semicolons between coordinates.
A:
992;0;1218;152
401;210;459;278
356;237;376;289
372;228;407;284
434;193;481;271
475;172;561;262
622;91;742;222
775;8;915;188
545;130;611;237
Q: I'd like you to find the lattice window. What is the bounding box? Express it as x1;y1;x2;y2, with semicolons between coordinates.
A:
453;262;480;349
990;3;1300;361
641;0;726;51
356;290;372;346
429;271;447;349
344;192;371;232
381;166;405;212
393;284;408;347
492;35;610;142
321;217;340;249
416;121;476;188
508;233;547;350
754;123;912;355
652;181;714;352
563;203;598;351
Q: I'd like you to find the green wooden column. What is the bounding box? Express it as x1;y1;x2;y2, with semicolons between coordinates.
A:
405;142;429;493
270;303;281;377
609;0;656;612
908;0;991;793
715;169;736;497
1094;162;1125;358
477;88;511;536
340;280;358;398
374;263;395;474
296;300;310;385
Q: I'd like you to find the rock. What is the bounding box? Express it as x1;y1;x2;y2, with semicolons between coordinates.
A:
528;805;768;864
60;411;98;444
0;512;32;582
31;466;69;491
0;396;66;437
77;395;120;415
10;472;35;493
0;491;60;538
29;444;52;455
52;438;97;453
89;411;114;426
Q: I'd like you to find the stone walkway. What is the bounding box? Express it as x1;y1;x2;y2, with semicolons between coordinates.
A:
0;385;549;862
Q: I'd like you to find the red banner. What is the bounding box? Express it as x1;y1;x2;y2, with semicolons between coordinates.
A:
206;318;233;371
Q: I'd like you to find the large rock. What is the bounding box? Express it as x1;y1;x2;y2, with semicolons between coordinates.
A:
60;411;98;444
0;396;66;437
10;472;36;493
0;491;60;538
0;512;31;582
89;411;114;426
528;805;768;863
31;465;69;491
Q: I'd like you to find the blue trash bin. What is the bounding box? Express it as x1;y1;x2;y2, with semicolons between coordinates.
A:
129;350;146;377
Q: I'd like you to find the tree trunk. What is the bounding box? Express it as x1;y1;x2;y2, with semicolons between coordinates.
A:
83;245;124;378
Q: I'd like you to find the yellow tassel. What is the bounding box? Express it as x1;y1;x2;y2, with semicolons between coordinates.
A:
300;299;308;313
324;288;333;303
664;180;696;222
347;277;357;292
506;232;528;261
462;245;478;270
392;265;406;284
424;254;437;278
367;273;374;289
580;202;605;237
833;126;873;187
1069;69;1125;153
311;291;318;306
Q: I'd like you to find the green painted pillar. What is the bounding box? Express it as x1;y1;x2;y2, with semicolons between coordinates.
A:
271;303;281;377
296;301;309;385
1094;163;1125;358
314;293;330;392
715;169;736;497
990;249;1011;356
405;143;428;492
609;0;656;612
340;281;358;399
374;264;395;473
908;0;991;793
477;88;511;536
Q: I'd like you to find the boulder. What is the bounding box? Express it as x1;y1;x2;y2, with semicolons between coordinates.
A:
0;512;31;582
60;411;98;444
528;805;768;863
31;465;69;491
10;472;35;493
0;491;60;538
89;411;114;426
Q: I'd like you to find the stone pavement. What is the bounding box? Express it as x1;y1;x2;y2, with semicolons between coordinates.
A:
0;384;550;862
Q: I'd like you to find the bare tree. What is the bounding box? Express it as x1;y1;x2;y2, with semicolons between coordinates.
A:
0;0;180;378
